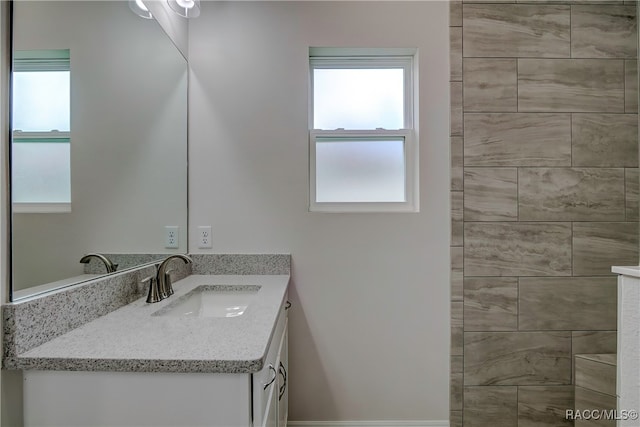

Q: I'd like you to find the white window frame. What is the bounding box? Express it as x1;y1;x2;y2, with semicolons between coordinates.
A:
309;54;418;213
11;131;71;213
12;50;71;213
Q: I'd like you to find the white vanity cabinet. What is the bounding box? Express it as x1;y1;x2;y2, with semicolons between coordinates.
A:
253;311;288;427
23;301;289;427
278;326;289;427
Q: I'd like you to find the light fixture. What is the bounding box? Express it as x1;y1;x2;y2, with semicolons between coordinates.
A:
129;0;153;19
167;0;200;18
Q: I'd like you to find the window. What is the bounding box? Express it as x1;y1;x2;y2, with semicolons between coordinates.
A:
12;49;71;213
309;50;418;212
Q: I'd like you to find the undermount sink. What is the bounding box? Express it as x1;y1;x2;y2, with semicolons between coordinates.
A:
152;285;260;318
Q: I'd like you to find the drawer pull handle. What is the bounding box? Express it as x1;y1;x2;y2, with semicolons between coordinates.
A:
263;364;277;390
278;362;287;401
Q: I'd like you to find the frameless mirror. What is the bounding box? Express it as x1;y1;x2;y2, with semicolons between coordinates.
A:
10;1;188;300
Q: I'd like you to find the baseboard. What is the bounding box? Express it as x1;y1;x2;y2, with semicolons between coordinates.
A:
288;421;449;427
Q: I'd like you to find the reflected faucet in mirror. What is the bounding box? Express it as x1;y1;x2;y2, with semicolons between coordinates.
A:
145;254;193;303
79;253;118;274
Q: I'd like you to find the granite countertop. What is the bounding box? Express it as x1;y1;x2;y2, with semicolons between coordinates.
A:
14;275;290;374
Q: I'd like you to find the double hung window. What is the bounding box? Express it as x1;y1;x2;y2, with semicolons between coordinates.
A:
309;51;418;212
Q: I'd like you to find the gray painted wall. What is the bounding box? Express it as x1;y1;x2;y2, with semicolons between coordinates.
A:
188;1;450;421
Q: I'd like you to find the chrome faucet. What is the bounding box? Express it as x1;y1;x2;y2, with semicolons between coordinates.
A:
145;254;193;303
79;253;118;273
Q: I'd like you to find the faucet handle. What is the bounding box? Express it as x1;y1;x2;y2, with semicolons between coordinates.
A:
163;269;176;296
143;275;162;303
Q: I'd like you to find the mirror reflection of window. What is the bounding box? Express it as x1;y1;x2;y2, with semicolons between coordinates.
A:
12;49;71;213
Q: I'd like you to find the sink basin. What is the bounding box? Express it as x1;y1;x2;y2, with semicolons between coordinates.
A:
152;285;260;318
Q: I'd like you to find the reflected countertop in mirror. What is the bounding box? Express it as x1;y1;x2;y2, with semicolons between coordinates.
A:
10;1;188;300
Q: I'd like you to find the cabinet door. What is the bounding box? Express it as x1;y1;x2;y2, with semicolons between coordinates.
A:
254;303;287;427
262;383;278;427
277;322;288;427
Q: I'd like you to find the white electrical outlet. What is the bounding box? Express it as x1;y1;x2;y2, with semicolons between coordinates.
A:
165;226;179;249
198;226;212;248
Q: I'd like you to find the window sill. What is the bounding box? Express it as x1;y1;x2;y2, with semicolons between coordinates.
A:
13;202;71;213
309;201;419;213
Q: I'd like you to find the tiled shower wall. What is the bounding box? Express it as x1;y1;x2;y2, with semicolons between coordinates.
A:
449;2;639;426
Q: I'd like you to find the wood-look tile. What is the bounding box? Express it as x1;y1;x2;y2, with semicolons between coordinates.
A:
452;355;463;374
451;411;463;427
452;246;464;271
572;332;617;383
452;191;464;247
571;5;637;58
451;1;462;27
464;222;572;277
573;222;639;276
572;331;617;356
518;277;617;330
574;387;616;427
571;332;617;384
463;386;518;427
518;168;625;221
464;113;571;167
464;332;572;385
452;222;463;247
572;114;638;167
518;386;574;427
451;82;463;136
463;59;517;112
452;301;463;356
464;277;518;331
451;370;463;410
464;168;517;221
518;59;624;113
626;168;639;221
452;191;463;222
452;270;464;302
626;60;638;113
575;356;616;396
451;28;462;82
451;137;463;191
463;4;570;58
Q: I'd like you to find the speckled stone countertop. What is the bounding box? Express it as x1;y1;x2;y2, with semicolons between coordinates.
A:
13;275;289;374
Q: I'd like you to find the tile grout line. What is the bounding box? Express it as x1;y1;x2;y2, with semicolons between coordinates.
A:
459;8;465;425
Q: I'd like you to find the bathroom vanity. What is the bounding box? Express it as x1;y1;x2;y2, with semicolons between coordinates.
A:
6;273;290;427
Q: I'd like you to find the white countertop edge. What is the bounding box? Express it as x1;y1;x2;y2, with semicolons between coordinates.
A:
612;265;640;278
